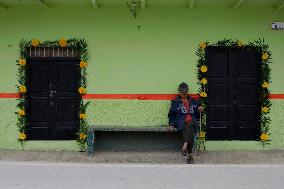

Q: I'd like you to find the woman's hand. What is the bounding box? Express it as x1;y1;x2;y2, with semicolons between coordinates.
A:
167;126;175;132
198;106;204;112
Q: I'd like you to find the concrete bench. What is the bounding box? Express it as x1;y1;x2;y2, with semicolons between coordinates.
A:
87;125;181;156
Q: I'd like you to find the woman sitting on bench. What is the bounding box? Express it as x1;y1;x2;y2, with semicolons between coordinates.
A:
167;82;203;164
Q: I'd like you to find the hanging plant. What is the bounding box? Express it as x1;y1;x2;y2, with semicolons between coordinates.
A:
16;38;90;151
196;38;272;147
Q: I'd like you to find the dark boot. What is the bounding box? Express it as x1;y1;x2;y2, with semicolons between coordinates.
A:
187;154;194;164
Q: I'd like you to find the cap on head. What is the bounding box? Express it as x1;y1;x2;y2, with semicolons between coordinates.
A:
178;82;189;93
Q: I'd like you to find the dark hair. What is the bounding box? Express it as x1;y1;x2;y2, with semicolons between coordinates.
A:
178;82;189;93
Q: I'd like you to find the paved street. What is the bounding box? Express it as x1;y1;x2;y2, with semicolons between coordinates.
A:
0;161;284;189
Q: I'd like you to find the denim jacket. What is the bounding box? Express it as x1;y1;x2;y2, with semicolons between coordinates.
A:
168;95;200;131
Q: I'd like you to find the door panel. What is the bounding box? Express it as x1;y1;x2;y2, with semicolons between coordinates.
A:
30;97;49;122
206;47;260;140
28;62;50;140
57;97;80;122
27;59;80;140
206;47;233;140
57;62;78;92
30;63;49;92
232;48;260;140
209;50;229;77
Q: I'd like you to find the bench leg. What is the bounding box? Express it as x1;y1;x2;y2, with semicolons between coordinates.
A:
87;131;96;156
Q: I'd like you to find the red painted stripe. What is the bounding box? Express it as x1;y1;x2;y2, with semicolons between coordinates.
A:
0;93;284;100
83;94;199;100
0;93;20;98
269;94;284;99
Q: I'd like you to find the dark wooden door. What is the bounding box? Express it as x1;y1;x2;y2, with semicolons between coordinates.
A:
206;47;261;140
27;59;80;140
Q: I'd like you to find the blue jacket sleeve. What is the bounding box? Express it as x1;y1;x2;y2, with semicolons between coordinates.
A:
168;100;176;126
193;99;201;118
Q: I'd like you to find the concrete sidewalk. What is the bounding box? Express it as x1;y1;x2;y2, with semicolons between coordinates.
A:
0;149;284;164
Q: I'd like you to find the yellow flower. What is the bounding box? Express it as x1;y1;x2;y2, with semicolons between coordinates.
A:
19;59;26;66
80;60;87;69
31;39;40;47
18;109;26;116
19;132;27;140
80;113;87;119
200;78;207;85
260;133;269;142
199;42;207;49
237;41;245;47
78;87;87;95
59;38;67;47
19;85;27;93
262;52;269;61
200;92;207;98
262;81;269;88
79;133;87;140
200;65;208;73
262;106;269;113
199;131;206;138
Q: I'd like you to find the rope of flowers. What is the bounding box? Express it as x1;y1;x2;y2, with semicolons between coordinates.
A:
196;38;272;147
16;38;90;151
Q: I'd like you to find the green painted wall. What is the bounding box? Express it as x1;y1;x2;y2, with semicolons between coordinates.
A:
0;4;283;151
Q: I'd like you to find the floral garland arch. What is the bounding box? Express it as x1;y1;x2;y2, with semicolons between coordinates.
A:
16;38;90;151
196;38;272;146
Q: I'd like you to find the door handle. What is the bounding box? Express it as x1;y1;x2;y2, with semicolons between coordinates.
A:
49;90;56;97
49;91;56;106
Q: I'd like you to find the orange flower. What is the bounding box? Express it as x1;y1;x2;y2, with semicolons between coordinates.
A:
79;133;87;140
262;106;269;113
80;113;86;119
31;39;40;47
59;38;67;47
19;85;27;93
262;52;269;61
200;65;208;73
200;78;207;85
199;131;206;138
237;41;245;47
19;132;27;140
200;92;207;98
18;109;26;116
78;87;87;95
19;59;26;66
260;133;269;142
262;81;269;88
199;42;207;49
80;61;87;69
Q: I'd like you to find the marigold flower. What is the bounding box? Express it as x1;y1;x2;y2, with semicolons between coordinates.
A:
19;132;27;140
262;106;269;113
80;60;87;69
262;81;269;88
78;87;87;95
19;59;26;66
199;42;207;49
199;131;206;138
31;39;40;47
59;38;67;47
262;52;269;61
237;41;245;47
80;113;86;119
200;65;208;73
79;133;87;140
200;78;207;85
200;92;207;98
19;85;27;93
18;109;26;116
260;133;269;142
